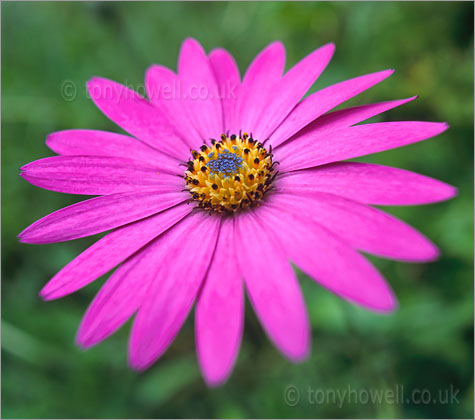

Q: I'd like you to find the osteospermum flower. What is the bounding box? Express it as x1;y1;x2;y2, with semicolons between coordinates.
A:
19;38;456;386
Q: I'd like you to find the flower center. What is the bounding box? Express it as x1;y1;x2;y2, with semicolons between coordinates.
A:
184;133;277;212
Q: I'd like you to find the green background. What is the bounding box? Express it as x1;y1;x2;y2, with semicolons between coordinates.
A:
2;1;473;418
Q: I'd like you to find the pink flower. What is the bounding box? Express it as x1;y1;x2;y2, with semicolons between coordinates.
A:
19;38;456;386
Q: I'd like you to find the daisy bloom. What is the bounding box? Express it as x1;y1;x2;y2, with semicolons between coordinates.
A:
19;38;456;386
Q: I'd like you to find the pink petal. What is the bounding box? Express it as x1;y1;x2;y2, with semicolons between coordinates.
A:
270;69;394;147
178;38;223;140
195;217;243;387
257;201;397;312
46;129;180;174
40;203;191;300
209;48;241;134
276;162;457;205
76;212;195;348
235;41;285;134
18;190;187;244
77;246;156;348
269;192;439;262
276;121;449;172
235;211;310;361
145;64;203;149
291;97;417;141
253;43;335;141
129;212;221;370
87;77;189;159
21;156;182;195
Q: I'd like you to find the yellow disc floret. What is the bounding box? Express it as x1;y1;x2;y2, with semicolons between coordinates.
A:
184;132;277;212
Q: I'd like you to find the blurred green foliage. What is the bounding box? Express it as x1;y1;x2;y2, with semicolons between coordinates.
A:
2;1;473;418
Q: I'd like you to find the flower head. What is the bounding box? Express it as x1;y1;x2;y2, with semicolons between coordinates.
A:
19;38;456;386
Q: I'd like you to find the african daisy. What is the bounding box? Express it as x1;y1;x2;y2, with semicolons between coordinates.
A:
19;38;456;386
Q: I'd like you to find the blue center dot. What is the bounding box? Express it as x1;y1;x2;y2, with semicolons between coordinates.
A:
207;151;244;178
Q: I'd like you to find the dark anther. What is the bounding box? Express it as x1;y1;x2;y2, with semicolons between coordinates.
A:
199;156;205;162
244;148;250;154
230;134;236;140
254;157;260;164
231;204;237;210
242;198;250;205
200;145;208;152
216;143;221;150
192;179;199;185
234;176;241;182
248;174;255;180
220;134;227;141
211;138;217;145
201;166;207;172
191;150;199;158
257;184;264;191
192;192;199;199
248;138;255;144
212;183;218;190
